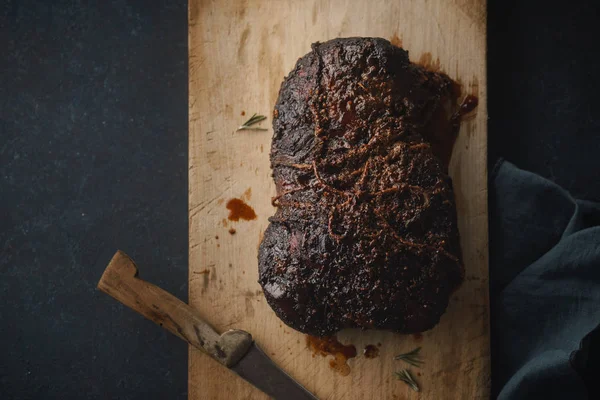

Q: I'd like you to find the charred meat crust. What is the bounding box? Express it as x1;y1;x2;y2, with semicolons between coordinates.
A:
259;37;463;337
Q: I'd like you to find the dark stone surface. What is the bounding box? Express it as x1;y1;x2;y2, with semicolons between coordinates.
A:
488;0;600;202
1;1;188;399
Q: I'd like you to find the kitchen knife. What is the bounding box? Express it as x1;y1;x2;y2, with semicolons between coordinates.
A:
98;250;317;400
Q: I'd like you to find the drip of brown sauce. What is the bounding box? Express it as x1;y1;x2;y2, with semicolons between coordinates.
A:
457;94;479;116
417;52;441;72
390;33;403;48
306;335;357;376
425;93;479;169
363;344;380;359
226;198;257;221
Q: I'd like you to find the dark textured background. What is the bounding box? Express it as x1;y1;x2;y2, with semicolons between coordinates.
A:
1;1;188;399
488;0;600;202
1;0;598;399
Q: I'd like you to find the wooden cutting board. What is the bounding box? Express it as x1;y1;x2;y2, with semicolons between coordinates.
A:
188;1;489;399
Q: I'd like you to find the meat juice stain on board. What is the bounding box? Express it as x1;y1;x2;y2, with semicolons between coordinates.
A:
363;344;380;359
424;91;479;169
438;93;479;166
226;198;257;221
389;33;403;47
306;335;357;376
414;53;479;169
417;52;442;72
458;94;478;116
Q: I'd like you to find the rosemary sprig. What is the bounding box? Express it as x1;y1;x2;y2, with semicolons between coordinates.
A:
237;113;267;131
395;369;420;392
394;347;423;367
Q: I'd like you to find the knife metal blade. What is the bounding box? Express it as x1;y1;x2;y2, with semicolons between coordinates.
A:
231;343;318;400
98;250;318;400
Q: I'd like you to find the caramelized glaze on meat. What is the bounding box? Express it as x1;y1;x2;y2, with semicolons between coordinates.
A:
258;38;464;336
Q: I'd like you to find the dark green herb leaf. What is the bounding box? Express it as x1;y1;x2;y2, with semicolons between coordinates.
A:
237;113;267;131
395;369;420;392
394;346;423;367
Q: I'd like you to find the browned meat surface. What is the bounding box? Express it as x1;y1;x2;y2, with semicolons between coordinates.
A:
258;37;464;337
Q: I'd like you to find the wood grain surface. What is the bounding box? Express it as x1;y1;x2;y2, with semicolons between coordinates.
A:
188;1;489;399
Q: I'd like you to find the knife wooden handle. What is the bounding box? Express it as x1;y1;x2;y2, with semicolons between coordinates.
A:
98;250;253;367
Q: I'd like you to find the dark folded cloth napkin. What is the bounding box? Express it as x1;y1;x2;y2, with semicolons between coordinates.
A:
490;160;600;399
